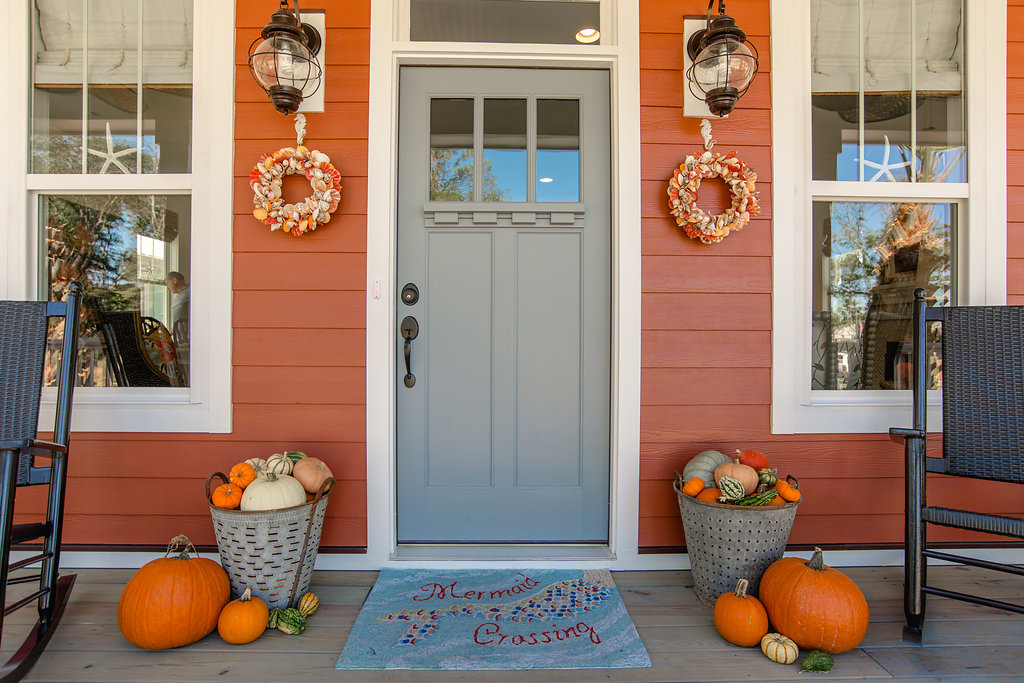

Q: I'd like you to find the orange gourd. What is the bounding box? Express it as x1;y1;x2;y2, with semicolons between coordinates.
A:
211;482;243;509
229;462;257;489
758;547;869;654
291;456;334;494
734;449;770;470
696;487;722;503
117;535;230;650
714;578;769;647
218;588;270;645
681;477;705;497
714;462;758;495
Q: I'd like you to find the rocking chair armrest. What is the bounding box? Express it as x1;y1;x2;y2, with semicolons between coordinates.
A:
0;439;67;457
889;427;925;444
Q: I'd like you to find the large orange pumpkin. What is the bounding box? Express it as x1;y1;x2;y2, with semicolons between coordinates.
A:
758;546;869;654
117;534;231;650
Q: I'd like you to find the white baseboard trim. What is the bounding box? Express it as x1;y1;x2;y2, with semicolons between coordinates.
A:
15;546;1024;571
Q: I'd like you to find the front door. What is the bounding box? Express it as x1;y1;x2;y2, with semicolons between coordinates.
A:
396;67;610;543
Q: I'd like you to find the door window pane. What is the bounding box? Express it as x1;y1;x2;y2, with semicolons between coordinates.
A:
483;99;527;201
430;98;474;201
43;194;191;387
811;200;953;391
411;0;600;45
810;0;965;183
536;99;580;202
31;0;194;174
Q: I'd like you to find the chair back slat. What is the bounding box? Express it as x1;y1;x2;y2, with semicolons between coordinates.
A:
941;305;1024;483
0;301;48;442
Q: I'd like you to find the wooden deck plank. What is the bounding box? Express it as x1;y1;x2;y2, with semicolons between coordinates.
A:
3;566;1022;682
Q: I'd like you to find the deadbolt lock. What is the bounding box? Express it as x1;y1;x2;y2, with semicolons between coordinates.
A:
401;283;419;305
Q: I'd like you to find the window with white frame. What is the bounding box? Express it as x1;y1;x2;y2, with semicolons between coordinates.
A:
8;0;234;432
771;0;1006;433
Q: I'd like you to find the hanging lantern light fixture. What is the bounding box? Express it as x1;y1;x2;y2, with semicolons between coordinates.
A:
685;0;759;117
248;0;323;115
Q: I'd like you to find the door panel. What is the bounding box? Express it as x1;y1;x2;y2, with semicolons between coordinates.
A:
397;67;610;542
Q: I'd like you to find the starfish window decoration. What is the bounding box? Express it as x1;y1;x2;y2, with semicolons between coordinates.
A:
87;121;139;174
860;135;913;182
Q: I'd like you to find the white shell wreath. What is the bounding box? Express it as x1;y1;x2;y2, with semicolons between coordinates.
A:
667;119;760;245
249;114;342;237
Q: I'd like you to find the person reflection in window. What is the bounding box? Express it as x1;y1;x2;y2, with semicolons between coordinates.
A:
164;271;190;345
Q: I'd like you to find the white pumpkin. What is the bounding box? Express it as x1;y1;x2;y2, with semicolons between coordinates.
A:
243;457;268;475
264;453;294;475
240;472;307;511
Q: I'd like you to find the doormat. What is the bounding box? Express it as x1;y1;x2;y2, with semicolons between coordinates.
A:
335;568;651;670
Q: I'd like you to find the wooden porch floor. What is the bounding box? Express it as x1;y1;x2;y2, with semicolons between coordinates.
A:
3;565;1023;682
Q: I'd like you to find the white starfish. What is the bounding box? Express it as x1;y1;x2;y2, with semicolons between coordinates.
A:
87;121;138;174
861;135;912;182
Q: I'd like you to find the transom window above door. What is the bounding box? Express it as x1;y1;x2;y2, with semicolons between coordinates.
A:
429;96;581;202
410;0;600;44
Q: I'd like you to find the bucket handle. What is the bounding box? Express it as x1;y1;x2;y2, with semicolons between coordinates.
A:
205;471;229;503
287;476;336;607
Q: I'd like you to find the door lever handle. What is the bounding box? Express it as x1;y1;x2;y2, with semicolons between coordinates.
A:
400;316;419;388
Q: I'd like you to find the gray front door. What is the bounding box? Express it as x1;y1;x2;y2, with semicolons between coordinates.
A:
396;67;610;543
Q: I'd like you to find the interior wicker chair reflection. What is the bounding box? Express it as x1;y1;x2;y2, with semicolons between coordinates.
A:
0;281;82;681
93;306;184;387
890;288;1024;642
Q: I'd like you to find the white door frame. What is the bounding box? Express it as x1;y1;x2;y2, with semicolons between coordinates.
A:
362;0;643;568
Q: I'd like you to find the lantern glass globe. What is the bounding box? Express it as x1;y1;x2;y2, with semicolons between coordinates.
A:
693;37;756;92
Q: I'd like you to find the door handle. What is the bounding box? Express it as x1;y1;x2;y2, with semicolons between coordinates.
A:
401;316;419;388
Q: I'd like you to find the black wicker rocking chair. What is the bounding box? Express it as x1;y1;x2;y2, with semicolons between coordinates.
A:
0;282;82;681
890;288;1024;642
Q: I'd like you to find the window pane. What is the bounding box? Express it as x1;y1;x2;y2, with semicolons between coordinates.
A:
31;0;194;174
811;200;954;391
483;99;527;201
43;194;191;387
430;98;474;201
411;0;600;45
536;99;580;202
810;0;965;183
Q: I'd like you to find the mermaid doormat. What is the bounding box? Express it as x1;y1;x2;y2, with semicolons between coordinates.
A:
335;568;651;670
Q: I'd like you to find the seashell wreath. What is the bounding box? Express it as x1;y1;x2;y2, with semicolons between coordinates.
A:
249;114;342;237
667;119;760;245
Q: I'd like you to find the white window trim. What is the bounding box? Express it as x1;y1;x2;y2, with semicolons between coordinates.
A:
364;0;644;567
770;0;1007;435
2;0;234;433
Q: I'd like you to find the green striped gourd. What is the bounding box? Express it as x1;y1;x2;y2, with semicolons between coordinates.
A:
267;608;281;629
718;475;746;502
276;607;306;635
757;468;778;487
736;490;779;506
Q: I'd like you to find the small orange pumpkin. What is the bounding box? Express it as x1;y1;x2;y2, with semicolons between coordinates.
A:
218;588;270;645
758;547;869;654
211;482;243;510
681;476;705;497
229;462;257;489
696;487;722;503
117;535;230;650
714;578;769;647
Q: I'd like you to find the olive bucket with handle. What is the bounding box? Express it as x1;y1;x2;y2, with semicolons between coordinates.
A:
673;472;799;607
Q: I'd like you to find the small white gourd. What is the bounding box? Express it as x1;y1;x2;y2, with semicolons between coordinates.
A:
240;472;307;511
264;453;294;475
243;457;268;475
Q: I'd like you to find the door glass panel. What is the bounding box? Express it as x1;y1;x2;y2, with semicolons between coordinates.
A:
810;0;965;183
483;98;527;201
536;99;580;202
411;0;600;45
42;193;192;388
429;98;474;201
811;200;954;391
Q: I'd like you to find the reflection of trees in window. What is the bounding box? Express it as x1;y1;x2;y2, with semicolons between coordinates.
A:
429;148;505;201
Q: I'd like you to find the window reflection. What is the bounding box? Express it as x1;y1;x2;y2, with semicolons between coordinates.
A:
483;99;527;201
430;98;474;201
811;200;953;391
536;99;580;202
43;194;191;388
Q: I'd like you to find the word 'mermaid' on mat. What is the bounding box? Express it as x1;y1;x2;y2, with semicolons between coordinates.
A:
336;568;651;670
